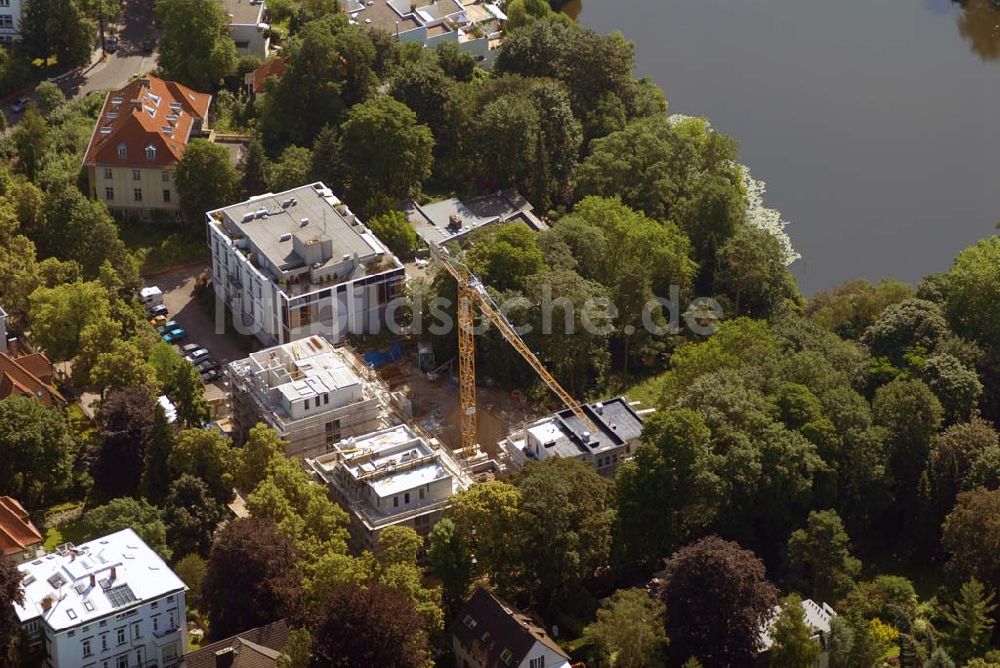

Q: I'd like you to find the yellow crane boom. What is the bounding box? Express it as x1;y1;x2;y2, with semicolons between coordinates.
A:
428;244;598;456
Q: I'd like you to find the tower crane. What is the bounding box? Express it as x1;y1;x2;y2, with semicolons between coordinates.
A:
427;243;598;457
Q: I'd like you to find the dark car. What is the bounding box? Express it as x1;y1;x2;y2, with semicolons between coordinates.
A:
10;97;30;114
147;304;169;318
142;39;155;54
105;36;119;53
200;367;222;382
196;358;219;373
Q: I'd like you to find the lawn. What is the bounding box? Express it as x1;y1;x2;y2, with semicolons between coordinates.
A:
41;501;89;552
119;219;209;275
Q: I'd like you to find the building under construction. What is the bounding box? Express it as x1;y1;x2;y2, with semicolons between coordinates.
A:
226;336;409;459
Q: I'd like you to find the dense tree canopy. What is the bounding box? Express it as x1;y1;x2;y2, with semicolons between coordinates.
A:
155;0;237;89
0;396;76;508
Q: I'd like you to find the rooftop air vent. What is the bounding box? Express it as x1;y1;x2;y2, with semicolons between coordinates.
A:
282;197;297;208
254;208;268;219
279;233;292;242
242;212;255;223
300;218;309;227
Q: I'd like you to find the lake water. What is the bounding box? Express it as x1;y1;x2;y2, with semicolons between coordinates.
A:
572;0;1000;294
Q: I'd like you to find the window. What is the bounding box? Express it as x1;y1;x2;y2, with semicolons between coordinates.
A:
117;143;126;158
163;189;171;203
0;15;13;29
304;399;310;411
105;187;114;200
132;169;140;180
404;492;410;504
83;639;92;657
393;496;399;508
162;171;171;182
101;634;108;651
152;616;159;633
151;601;158;610
68;630;76;637
84;601;94;612
104;168;112;179
499;648;513;665
116;655;128;668
131;621;142;639
462;614;477;630
67;609;77;620
116;627;126;645
133;188;142;202
529;658;546;668
145;145;156;160
0;0;10;8
419;488;425;500
167;609;176;628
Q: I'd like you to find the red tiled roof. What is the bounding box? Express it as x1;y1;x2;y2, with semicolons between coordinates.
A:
0;496;43;558
248;57;288;95
84;76;212;168
0;352;65;408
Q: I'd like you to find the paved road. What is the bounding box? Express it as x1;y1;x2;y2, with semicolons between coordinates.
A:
58;0;160;100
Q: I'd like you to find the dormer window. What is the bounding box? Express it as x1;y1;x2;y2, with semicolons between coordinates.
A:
145;145;156;160
117;143;127;158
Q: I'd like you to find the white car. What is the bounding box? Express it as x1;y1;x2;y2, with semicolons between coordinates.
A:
184;348;210;364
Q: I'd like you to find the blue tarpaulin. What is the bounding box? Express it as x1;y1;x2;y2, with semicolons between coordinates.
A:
363;342;404;368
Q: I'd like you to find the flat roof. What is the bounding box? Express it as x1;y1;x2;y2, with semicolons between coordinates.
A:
238;336;366;403
211;183;384;280
404;189;546;246
219;0;265;24
347;0;422;34
15;528;186;630
527;397;644;458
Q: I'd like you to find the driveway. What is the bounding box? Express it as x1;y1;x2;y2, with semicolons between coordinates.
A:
150;263;255;402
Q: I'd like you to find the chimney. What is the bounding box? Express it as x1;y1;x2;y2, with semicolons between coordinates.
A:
110;566;117;582
41;596;53;612
90;574;96;588
215;646;236;668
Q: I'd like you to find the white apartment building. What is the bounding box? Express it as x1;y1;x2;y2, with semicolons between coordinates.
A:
226;335;401;458
0;0;24;45
207;183;406;347
307;424;472;551
219;0;269;58
14;529;187;668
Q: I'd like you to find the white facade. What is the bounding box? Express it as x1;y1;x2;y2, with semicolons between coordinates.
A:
307;424;472;551
14;529;187;668
227;335;397;458
0;305;7;354
207;183;405;347
0;0;23;45
221;0;270;59
452;636;571;668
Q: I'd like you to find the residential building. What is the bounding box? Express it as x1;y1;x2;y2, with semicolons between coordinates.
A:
0;304;7;353
226;335;400;458
244;56;287;97
14;528;187;668
758;599;838;668
344;0;504;63
0;351;66;408
207;183;405;346
0;497;43;563
83;77;212;218
306;424;472;551
0;0;24;45
403;189;547;247
499;397;646;477
181;619;289;668
220;0;269;58
451;587;571;668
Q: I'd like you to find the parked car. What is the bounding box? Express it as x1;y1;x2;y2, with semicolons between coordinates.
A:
156;320;178;335
105;36;119;53
180;343;201;355
140;286;163;308
148;304;169;319
162;327;187;343
10;97;30;113
149;314;168;327
142;39;155;54
196;358;220;374
200;367;222;382
185;348;210;364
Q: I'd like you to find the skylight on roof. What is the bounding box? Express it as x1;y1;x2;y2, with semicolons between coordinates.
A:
66;609;77;620
100;127;113;135
105;584;138;609
83;601;94;612
47;574;65;588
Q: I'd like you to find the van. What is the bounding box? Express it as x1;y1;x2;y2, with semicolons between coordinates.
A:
140;286;163;308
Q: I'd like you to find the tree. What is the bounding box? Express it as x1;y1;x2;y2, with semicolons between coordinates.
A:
155;0;237;89
83;498;171;560
436;42;475;81
268;145;313;193
0;556;24;665
93;388;157;501
807;278;913;340
0;396;76;508
11;106;49;181
924;418;1000;535
769;594;821;668
466;223;545;292
581;588;667;668
20;0;96;68
366;210;419;261
839;575;918;632
39;186;135;281
164;474;226;558
170;362;210;428
33;81;65;119
786;510;861;603
172;553;206;609
448;481;524;596
89;338;159;396
427;518;472;617
659;536;778;667
235;423;286;493
515;458;614;606
174;139;238;224
168;429;235;505
715;224;800;319
308;582;429;668
920;353;983;423
141;405;176;506
941;578;996;664
827;617;855;668
614;408;721;569
942;488;1000;595
944;237;1000;349
28;280;110;361
239;136;270;197
202;518;303;640
861;298;952;364
338;97;433;211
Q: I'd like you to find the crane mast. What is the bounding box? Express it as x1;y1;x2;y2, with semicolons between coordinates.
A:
428;244;598;457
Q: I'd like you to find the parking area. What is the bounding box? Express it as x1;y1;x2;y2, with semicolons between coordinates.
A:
146;263;254;402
